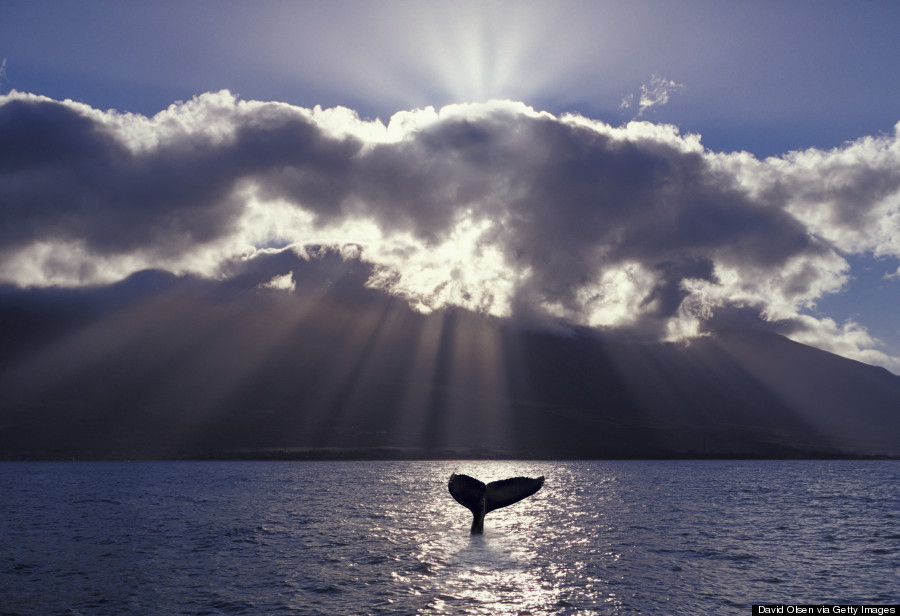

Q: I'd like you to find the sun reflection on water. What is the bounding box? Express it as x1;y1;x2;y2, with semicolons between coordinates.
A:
415;531;560;615
360;460;633;614
401;461;583;615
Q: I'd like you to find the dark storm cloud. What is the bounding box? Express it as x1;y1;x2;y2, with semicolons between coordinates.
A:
463;116;819;317
318;109;825;336
0;95;363;258
324;110;816;312
0;94;810;260
2;91;899;364
0;98;224;253
0;93;810;271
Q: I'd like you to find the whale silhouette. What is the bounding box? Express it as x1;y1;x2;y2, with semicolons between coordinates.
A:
448;473;545;533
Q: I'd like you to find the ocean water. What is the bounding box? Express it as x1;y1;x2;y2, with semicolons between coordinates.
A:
1;460;897;615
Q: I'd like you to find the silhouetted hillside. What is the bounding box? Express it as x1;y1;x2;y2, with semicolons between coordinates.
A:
1;253;898;459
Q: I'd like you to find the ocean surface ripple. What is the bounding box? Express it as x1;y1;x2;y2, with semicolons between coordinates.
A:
1;460;897;615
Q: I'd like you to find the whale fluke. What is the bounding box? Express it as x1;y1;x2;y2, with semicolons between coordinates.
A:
448;473;544;533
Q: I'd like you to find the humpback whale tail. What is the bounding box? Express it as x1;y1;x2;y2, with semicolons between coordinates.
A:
448;473;545;533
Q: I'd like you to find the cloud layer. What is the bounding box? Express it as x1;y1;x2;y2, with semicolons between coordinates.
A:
2;91;899;369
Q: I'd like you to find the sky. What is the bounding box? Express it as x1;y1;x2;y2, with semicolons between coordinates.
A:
2;0;900;372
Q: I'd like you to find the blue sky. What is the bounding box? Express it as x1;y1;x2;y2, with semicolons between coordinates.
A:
5;1;898;154
2;0;900;371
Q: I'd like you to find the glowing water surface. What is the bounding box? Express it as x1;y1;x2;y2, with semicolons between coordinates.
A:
1;460;897;614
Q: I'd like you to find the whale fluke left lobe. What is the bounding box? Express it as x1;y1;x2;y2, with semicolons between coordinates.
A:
448;473;486;511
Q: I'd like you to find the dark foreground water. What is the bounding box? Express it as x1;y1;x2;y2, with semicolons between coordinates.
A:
1;460;897;615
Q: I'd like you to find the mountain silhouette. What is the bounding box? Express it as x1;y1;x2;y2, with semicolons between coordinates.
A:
1;252;898;459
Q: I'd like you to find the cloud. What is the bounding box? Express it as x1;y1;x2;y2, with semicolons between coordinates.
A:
780;315;900;373
755;132;900;261
260;272;295;293
620;75;686;118
1;90;899;368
